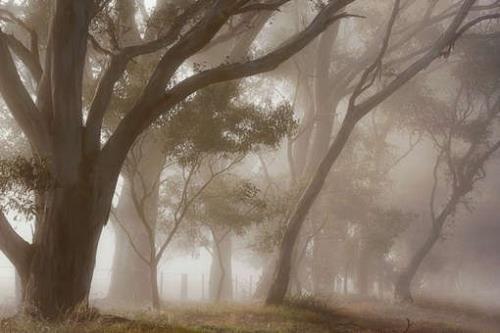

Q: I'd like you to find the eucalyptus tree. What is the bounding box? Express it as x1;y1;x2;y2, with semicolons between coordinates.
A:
0;0;360;318
112;81;295;308
108;0;274;305
395;34;500;301
266;0;499;305
187;176;267;302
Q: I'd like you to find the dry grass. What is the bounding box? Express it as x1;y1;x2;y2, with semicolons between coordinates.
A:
0;297;498;332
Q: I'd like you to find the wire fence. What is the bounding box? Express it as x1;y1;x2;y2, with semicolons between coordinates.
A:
0;265;256;303
91;268;256;301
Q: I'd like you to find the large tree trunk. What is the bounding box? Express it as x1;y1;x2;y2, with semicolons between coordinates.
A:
108;134;165;306
209;228;233;302
107;179;152;306
24;173;113;319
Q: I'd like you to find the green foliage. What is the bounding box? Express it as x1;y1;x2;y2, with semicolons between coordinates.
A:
249;182;300;255
159;82;297;166
0;156;50;218
192;175;268;234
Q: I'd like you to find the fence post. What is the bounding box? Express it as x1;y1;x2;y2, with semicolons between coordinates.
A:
160;271;164;298
234;274;238;300
181;273;188;301
249;275;253;298
201;273;205;301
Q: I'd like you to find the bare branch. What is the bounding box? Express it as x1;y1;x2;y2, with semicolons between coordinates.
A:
2;33;41;83
353;0;476;119
235;0;291;14
155;156;243;262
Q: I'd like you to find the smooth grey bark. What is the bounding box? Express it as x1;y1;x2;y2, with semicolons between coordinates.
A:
109;134;166;308
107;172;155;305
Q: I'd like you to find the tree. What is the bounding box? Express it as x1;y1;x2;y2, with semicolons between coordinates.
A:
0;0;360;318
266;0;494;305
188;176;267;302
107;1;273;304
111;81;294;308
395;33;500;301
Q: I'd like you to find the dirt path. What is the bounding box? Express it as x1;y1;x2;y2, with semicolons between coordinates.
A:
326;297;500;332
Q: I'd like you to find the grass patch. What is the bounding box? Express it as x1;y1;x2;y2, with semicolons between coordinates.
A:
1;298;496;332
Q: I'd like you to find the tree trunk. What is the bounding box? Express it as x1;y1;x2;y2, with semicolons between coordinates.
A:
357;244;371;296
209;229;233;302
395;192;460;303
24;174;111;319
150;262;160;310
254;255;276;299
304;23;340;297
107;179;152;306
395;226;441;302
265;117;357;305
312;227;336;296
107;177;152;306
343;263;349;295
107;133;165;306
265;0;474;305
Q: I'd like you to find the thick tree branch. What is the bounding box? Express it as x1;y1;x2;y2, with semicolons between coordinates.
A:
0;29;50;156
0;209;32;279
3;34;42;83
235;0;291;14
84;1;232;154
100;0;356;178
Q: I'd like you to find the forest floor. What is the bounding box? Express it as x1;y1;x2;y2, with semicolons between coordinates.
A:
0;296;499;332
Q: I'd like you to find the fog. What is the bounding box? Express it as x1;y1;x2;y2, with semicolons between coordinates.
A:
0;0;500;331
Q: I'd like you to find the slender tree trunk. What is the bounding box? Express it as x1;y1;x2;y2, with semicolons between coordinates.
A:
209;229;233;302
395;226;441;302
304;23;340;296
150;262;160;310
343;264;348;295
357;245;371;296
265;0;474;305
266;116;357;305
395;189;461;302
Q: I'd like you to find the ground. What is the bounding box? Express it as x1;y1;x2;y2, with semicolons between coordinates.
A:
0;297;499;332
